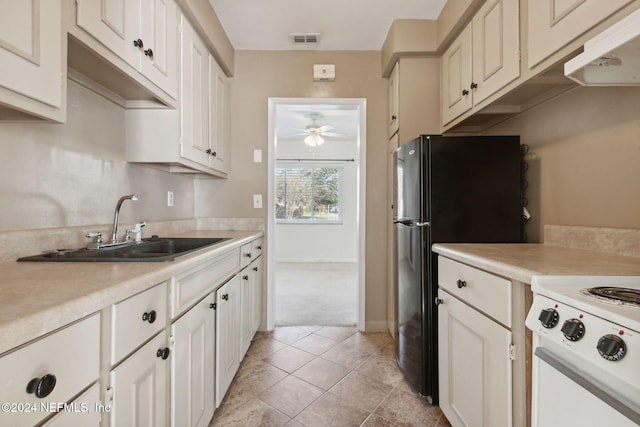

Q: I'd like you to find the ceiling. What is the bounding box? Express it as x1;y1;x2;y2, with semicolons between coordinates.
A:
209;0;448;51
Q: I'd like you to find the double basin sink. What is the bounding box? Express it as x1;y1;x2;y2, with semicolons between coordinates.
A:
18;236;231;262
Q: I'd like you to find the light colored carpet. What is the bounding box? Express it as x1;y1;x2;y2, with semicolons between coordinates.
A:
275;262;358;326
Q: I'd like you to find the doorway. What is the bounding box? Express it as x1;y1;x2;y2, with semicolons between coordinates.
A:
266;98;366;331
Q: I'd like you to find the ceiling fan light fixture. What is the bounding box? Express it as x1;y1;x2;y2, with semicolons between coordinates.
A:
304;134;325;147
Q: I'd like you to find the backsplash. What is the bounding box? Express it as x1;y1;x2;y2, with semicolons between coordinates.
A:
0;218;264;261
544;224;640;258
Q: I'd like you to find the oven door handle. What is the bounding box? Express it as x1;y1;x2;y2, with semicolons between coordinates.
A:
534;347;640;425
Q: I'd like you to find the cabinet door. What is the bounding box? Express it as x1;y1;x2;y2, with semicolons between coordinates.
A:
139;0;178;98
240;269;253;358
441;24;473;124
208;56;229;174
527;0;633;68
438;290;512;427
0;0;62;108
251;256;263;335
76;0;141;67
172;294;216;427
471;0;519;105
215;274;241;408
110;332;170;427
387;62;399;137
180;16;210;167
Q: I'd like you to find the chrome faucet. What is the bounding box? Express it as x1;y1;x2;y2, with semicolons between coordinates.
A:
111;194;138;244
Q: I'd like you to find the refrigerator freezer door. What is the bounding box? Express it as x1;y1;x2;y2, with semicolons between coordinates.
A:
396;137;427;222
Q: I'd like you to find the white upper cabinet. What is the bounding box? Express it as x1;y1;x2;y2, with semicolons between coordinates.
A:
77;0;178;99
180;15;229;175
442;24;473;124
208;57;229;174
528;0;634;68
471;0;520;104
180;17;210;167
442;0;519;125
0;0;64;121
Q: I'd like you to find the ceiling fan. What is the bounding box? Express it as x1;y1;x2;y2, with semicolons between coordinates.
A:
293;112;342;147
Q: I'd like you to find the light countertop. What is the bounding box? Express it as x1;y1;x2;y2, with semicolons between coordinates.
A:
432;243;640;284
0;230;262;355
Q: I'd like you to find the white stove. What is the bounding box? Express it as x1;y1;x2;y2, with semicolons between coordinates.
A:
525;275;640;427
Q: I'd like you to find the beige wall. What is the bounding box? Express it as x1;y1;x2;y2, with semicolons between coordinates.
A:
485;86;640;242
0;80;195;232
195;50;389;328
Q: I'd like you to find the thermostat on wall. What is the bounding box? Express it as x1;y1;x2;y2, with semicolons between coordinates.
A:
313;64;335;81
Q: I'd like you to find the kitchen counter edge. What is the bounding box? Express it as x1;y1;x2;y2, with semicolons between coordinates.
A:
432;243;640;284
0;230;262;356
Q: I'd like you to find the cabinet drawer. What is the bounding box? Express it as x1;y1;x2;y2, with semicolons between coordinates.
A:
240;243;253;269
41;383;101;427
438;257;512;327
111;282;167;365
0;314;100;427
171;249;240;318
251;237;263;259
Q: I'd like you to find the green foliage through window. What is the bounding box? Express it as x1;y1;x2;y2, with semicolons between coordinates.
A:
275;166;342;223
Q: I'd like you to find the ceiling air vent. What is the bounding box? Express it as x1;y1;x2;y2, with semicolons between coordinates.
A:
290;33;320;45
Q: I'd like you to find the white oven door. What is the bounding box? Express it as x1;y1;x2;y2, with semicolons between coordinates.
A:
532;348;640;427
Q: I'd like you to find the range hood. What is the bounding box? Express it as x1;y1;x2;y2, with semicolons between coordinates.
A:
565;8;640;86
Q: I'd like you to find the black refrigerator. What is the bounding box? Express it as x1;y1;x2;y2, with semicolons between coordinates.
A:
394;135;521;403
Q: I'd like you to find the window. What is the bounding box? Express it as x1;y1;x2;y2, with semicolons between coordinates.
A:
275;166;342;223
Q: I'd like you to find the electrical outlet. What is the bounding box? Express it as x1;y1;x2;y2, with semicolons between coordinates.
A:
253;194;262;209
167;191;174;207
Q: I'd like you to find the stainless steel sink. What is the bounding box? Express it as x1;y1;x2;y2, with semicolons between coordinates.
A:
17;237;231;262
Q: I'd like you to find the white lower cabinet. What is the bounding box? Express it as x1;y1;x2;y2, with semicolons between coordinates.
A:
437;256;527;427
215;274;242;407
438;289;512;427
2;236;264;426
110;332;171;426
171;293;216;427
0;314;100;427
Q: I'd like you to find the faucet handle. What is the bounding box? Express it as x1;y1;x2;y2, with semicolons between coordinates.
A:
85;232;103;243
127;222;147;243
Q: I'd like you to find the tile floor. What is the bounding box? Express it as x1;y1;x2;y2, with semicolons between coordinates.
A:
210;326;452;427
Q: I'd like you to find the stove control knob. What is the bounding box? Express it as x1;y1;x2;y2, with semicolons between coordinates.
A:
597;334;626;361
538;308;559;328
561;318;585;341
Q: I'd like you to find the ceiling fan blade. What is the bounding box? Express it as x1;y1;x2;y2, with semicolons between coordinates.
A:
321;132;344;138
316;125;334;133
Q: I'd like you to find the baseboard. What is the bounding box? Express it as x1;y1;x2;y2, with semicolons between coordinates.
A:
364;321;388;332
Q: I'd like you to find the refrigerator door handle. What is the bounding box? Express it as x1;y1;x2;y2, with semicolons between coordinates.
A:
416;222;431;227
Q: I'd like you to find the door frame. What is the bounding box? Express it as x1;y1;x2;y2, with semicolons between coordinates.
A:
266;97;367;331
